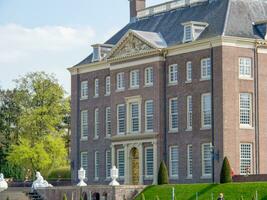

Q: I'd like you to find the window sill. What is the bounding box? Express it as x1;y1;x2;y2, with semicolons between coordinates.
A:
185;128;192;132
199;78;210;82
93;137;99;140
200;175;211;179
129;86;139;90
200;127;211;130
185;80;192;84
94;178;99;181
80;97;88;101
80;138;88;141
104;93;110;97
116;89;125;92
186;175;193;179
93;96;99;98
239;126;254;130
144;176;153;180
168;82;178;86
168;129;178;133
144;84;153;88
170;176;179;180
105;136;111;139
239;77;253;80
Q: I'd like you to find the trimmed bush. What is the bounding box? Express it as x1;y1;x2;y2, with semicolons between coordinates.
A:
157;161;169;185
63;193;67;200
220;157;232;183
48;167;71;179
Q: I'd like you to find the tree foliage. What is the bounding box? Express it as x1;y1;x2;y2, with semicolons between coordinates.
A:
6;72;70;179
158;161;169;185
220;157;232;183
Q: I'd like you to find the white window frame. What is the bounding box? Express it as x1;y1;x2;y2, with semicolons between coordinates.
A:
201;143;212;178
239;57;252;79
129;102;140;133
106;150;111;179
94;108;99;139
186;61;192;82
80;81;88;99
187;96;192;131
145;147;154;179
117;104;126;134
94;151;99;180
168;64;178;84
130;70;140;89
201;58;211;80
116;72;125;91
81;152;88;177
240;143;252;175
105;76;111;95
81;110;88;140
201;93;211;129
169;97;178;132
94;78;99;97
169;146;179;179
187;144;193;178
145;100;154;132
145;67;153;86
184;25;192;42
117;149;125;179
239;93;253;128
106;107;111;137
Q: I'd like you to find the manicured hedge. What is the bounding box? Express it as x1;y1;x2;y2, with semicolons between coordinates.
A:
48;167;71;179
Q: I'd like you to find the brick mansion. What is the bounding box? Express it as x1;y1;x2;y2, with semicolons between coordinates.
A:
68;0;267;184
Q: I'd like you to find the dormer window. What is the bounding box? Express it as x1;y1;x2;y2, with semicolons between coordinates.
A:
182;21;209;43
92;44;113;62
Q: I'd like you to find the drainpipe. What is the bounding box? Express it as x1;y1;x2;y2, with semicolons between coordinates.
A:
163;50;168;164
254;43;260;174
209;42;215;183
76;69;81;183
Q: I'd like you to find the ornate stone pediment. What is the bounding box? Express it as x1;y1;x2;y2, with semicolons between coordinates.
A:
108;32;155;59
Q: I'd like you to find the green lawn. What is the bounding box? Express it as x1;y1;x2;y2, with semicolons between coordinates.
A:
135;183;267;200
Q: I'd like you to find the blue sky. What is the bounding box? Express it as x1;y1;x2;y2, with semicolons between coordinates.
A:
0;0;165;94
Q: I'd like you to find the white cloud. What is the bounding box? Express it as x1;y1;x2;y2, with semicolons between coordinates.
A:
0;24;101;93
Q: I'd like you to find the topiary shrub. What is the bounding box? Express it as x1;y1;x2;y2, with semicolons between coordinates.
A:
220;157;232;183
63;193;67;200
48;167;71;180
157;161;169;185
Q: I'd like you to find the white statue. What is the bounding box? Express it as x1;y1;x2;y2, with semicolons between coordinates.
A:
77;167;87;186
32;172;53;190
0;173;8;192
109;166;120;186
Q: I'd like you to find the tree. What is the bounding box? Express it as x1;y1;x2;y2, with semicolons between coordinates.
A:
220;157;232;183
63;193;68;200
7;72;69;178
158;161;169;185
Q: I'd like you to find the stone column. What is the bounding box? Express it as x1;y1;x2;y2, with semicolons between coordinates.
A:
124;144;129;184
153;140;158;185
111;144;115;167
138;143;144;185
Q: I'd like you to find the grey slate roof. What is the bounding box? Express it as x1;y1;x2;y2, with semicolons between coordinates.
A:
75;0;267;66
132;30;167;48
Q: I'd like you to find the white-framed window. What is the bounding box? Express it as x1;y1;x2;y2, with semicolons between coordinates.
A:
240;143;252;175
169;146;179;178
186;61;192;82
187;96;192;130
240;93;252;127
94;108;99;139
169;98;178;131
81;110;88;139
106;150;111;178
169;64;178;84
187;144;193;178
145;100;154;132
201;58;211;80
145;67;153;86
106;107;111;137
117;149;125;178
94;78;99;97
130;70;140;88
184;25;192;42
116;72;125;91
117;104;126;134
94;151;99;180
81;81;88;99
130;102;140;133
105;76;111;95
239;57;252;79
202;143;212;177
201;93;211;128
145;147;154;178
81;152;88;176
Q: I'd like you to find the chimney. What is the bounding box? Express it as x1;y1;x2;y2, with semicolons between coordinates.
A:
129;0;146;22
